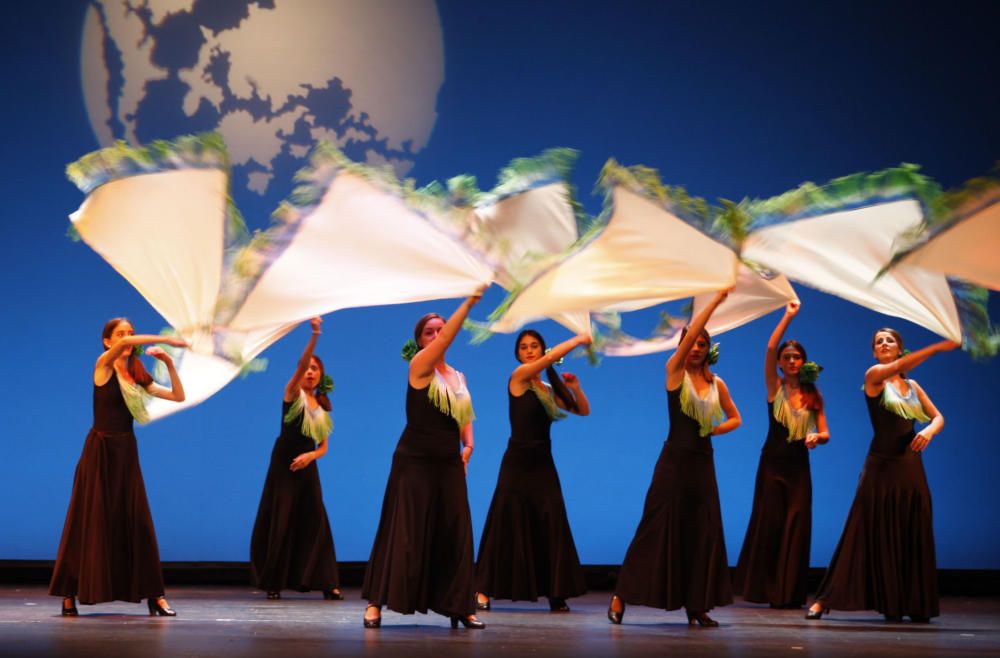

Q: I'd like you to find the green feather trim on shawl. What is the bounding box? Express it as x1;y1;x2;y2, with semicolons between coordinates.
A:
529;381;567;421
745;164;942;229
117;373;151;425
772;386;816;443
66;132;230;195
880;380;930;423
428;369;475;429
679;373;723;437
284;390;333;446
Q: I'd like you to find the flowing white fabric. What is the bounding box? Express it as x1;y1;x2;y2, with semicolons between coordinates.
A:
742;198;963;342
489;180;795;353
492;185;739;331
894;194;1000;291
475;179;590;335
600;263;797;356
69;139;494;421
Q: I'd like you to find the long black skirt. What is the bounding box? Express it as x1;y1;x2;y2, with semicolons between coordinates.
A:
250;437;339;592
734;452;812;607
615;442;732;611
49;430;164;604
362;454;475;617
816;452;938;618
475;445;586;601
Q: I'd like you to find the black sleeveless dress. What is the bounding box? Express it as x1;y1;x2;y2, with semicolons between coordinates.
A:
734;400;812;607
614;385;733;612
361;383;476;617
474;385;586;602
250;400;339;593
49;376;165;604
814;391;939;619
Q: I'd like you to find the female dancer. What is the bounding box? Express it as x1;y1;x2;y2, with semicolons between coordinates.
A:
807;330;954;623
250;317;342;601
475;330;592;613
734;301;829;608
361;290;485;629
50;318;187;616
608;289;741;627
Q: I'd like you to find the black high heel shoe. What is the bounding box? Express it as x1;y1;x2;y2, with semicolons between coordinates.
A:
475;594;491;611
450;615;485;629
148;597;177;617
548;597;570;612
363;604;381;629
607;595;625;624
266;591;281;600
61;597;78;617
805;603;829;620
322;589;344;601
686;610;719;627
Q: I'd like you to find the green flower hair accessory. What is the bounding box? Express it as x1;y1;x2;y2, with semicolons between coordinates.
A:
544;347;564;366
707;342;720;365
799;361;823;384
317;374;334;394
401;339;419;362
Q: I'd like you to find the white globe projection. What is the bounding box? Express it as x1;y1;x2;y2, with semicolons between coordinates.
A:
80;0;444;194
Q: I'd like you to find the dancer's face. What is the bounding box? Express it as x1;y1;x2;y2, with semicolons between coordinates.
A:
873;331;901;362
779;346;804;375
418;317;445;348
517;335;543;363
302;357;321;390
103;320;134;351
687;335;709;366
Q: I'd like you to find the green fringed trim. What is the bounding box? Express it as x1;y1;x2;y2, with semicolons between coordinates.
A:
463;318;495;345
881;380;930;423
746;164;942;230
428;369;475;429
594;158;750;248
925;164;1000;230
949;280;1000;359
66;132;229;195
589;308;687;357
485;148;588;233
284;390;333;445
484;280;527;328
238;357;268;379
117;373;151;425
880;171;1000;277
772;386;815;443
679;373;723;437
529;381;567;421
273;141;457;224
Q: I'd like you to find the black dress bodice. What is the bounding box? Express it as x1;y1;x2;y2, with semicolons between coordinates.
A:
665;386;712;454
279;400;317;452
508;387;553;448
92;375;135;433
865;392;917;458
395;383;462;461
761;400;809;460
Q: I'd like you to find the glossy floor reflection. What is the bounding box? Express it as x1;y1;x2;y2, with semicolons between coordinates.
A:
2;586;998;657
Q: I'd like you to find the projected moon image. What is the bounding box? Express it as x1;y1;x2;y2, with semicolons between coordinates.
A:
80;0;444;194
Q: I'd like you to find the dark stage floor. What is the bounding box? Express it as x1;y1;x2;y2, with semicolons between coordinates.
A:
2;586;998;657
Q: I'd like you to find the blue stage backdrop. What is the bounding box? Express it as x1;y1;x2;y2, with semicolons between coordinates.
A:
2;1;998;568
